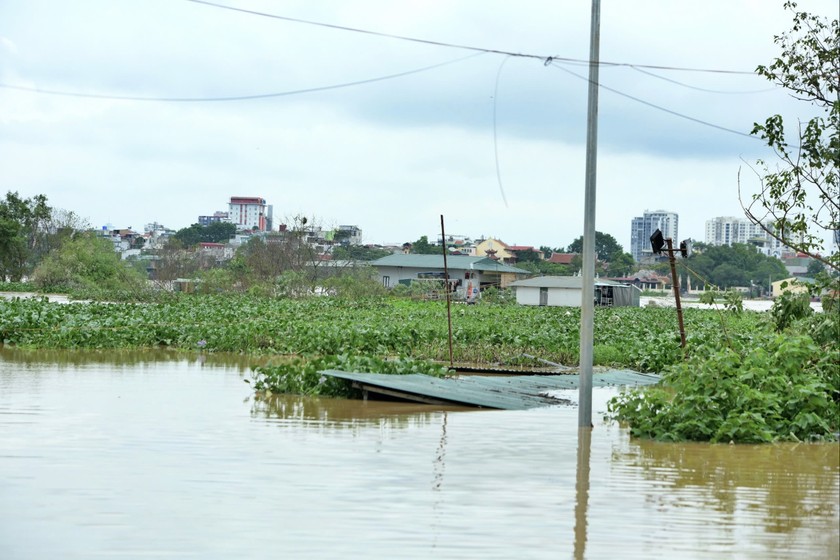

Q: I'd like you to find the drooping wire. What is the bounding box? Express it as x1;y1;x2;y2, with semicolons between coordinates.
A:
185;0;758;75
0;52;485;102
492;56;512;208
185;0;546;62
629;66;779;94
550;62;775;145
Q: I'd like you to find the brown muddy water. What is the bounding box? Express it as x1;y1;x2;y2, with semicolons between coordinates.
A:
1;348;838;560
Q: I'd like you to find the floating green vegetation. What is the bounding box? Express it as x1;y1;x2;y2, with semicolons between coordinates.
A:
249;354;452;397
608;298;840;443
3;293;836;442
0;294;762;372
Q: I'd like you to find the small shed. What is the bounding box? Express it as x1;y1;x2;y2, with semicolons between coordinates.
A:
509;276;640;307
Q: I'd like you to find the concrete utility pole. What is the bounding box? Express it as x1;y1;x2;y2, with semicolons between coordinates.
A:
578;0;601;429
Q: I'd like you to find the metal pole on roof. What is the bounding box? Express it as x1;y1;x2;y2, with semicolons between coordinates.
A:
578;0;601;429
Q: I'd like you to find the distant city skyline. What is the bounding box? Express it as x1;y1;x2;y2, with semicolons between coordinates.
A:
2;1;836;255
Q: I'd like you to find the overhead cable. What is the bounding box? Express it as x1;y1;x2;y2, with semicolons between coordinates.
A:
0;53;484;102
550;63;766;143
185;0;757;75
628;66;778;94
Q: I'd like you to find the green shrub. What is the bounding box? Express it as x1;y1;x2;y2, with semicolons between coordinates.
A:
608;332;839;443
770;289;813;331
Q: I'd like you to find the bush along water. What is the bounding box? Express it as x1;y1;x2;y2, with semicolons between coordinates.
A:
608;298;840;443
249;354;453;398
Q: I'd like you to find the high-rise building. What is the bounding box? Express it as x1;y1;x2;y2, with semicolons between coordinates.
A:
704;216;802;258
227;197;268;231
704;216;769;247
630;209;678;261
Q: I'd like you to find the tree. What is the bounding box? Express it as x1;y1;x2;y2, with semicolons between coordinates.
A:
566;231;625;262
515;260;573;276
0;191;52;281
806;258;826;276
232;217;327;294
410;235;440;255
331;245;391;261
741;2;839;275
711;263;748;289
687;243;787;291
151;238;209;288
510;248;542;264
173;222;236;247
32;231;146;294
605;252;635;277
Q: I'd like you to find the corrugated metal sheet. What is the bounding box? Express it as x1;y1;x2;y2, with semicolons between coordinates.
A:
321;369;660;410
371;254;528;274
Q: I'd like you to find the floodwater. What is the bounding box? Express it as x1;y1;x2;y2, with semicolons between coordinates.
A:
0;348;837;560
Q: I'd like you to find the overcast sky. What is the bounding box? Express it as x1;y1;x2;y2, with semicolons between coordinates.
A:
1;0;836;252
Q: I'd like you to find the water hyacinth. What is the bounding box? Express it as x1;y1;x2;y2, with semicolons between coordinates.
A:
0;295;765;372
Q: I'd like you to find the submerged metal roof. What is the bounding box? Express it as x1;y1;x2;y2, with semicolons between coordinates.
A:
321;369;660;410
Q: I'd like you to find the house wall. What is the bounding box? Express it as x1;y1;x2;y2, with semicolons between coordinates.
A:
515;287;582;307
499;272;519;288
474;238;514;261
771;278;809;298
376;266;480;289
548;288;582;306
515;287;541;306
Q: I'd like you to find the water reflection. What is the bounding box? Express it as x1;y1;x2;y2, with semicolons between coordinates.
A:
251;392;470;432
612;435;840;552
433;412;448;492
574;428;592;560
0;346;257;370
1;352;838;559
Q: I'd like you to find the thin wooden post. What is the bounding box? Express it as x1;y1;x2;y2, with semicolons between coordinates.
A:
666;238;687;348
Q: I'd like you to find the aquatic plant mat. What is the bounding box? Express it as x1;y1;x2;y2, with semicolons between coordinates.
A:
321;370;661;410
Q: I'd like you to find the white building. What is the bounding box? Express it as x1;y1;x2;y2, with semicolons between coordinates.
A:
336;225;363;245
227;196;270;232
630;209;679;261
705;216;768;246
704;216;801;258
508;276;640;307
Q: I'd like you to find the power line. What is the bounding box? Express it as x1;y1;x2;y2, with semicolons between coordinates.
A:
0;53;484;102
629;66;778;94
551;63;768;144
186;0;545;61
185;0;758;75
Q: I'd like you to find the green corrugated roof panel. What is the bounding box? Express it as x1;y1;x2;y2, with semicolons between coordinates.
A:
321;369;661;410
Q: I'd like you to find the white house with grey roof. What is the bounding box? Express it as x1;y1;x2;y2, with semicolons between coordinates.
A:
509;276;640;307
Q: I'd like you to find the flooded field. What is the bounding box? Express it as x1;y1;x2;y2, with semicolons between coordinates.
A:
1;348;837;559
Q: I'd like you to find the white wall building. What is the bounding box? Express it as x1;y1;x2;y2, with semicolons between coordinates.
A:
227;196;269;231
336;225;363;245
630;209;679;261
704;216;802;258
509;276;640;307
